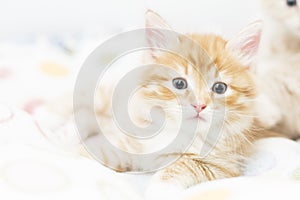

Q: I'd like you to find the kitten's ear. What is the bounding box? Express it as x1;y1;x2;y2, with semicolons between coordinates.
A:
226;21;262;68
145;10;178;59
145;9;172;31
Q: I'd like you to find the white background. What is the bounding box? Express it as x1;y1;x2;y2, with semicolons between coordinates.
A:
0;0;262;38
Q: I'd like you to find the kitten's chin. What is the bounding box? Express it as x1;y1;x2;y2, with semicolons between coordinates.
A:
179;117;211;134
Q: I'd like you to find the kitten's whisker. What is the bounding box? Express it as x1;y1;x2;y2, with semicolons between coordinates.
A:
227;112;260;118
228;112;272;121
225;118;266;133
224;120;254;145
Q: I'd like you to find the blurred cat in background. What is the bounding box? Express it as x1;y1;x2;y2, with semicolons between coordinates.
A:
254;0;300;139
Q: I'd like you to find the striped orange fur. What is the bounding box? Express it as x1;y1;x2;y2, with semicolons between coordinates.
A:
92;11;273;196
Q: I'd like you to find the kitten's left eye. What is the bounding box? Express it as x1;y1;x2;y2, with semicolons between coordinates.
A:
172;78;188;90
287;0;297;6
212;82;227;94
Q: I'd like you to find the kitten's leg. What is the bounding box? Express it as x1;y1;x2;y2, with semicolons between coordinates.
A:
36;82;115;144
145;155;240;199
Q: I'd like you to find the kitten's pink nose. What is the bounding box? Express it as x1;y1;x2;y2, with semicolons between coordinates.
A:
192;104;207;113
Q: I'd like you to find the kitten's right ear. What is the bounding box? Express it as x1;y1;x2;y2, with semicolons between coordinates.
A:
226;21;263;68
145;10;178;59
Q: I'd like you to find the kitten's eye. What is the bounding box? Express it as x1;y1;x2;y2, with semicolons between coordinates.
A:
172;78;188;90
287;0;297;6
212;82;227;94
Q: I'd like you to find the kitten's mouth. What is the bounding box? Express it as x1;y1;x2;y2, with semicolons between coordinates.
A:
189;114;206;122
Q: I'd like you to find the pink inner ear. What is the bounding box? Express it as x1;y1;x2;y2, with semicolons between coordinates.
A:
145;28;165;58
241;31;262;56
146;28;166;45
144;10;177;59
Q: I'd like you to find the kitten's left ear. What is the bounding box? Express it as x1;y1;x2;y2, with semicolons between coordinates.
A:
145;10;178;59
226;21;263;68
145;9;172;31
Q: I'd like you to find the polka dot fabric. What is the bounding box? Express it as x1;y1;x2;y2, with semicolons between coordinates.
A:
1;36;300;200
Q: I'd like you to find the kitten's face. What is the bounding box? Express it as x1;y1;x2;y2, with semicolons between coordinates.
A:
124;11;260;141
139;34;256;135
261;0;300;36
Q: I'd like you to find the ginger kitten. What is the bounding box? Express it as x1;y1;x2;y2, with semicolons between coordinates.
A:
86;10;268;198
141;11;264;197
36;10;268;197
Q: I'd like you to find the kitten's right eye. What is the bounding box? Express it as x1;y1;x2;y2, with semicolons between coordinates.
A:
212;82;227;95
287;0;297;6
172;78;188;90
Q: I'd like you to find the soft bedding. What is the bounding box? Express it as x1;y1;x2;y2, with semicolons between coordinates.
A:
1;35;300;200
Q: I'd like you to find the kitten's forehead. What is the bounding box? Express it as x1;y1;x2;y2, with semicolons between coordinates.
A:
156;55;219;87
153;33;251;90
154;34;232;84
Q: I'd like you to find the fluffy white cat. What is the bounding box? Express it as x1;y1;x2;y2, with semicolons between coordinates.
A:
254;0;300;138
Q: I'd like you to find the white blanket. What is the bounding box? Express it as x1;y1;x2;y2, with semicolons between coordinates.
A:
1;35;300;200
